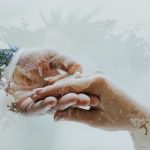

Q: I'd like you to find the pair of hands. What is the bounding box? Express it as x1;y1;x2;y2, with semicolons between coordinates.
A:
7;49;150;133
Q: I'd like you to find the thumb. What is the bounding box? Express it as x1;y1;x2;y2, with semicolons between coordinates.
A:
54;108;100;127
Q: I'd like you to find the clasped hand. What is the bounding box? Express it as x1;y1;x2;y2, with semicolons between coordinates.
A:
6;48;149;133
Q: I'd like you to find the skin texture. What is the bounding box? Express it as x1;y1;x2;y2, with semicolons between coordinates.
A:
5;50;150;135
5;49;150;149
32;73;150;133
5;48;150;149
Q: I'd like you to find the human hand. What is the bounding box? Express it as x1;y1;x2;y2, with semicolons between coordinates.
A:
6;48;83;94
6;48;83;115
9;73;98;115
32;73;150;132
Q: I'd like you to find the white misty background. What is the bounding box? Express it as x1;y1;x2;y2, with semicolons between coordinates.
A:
0;0;150;150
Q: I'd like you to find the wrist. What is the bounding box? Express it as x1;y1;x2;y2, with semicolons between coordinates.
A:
129;112;150;150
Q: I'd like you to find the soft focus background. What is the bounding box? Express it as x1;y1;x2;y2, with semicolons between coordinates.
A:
0;0;150;150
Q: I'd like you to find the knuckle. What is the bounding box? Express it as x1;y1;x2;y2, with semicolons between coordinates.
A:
93;74;107;86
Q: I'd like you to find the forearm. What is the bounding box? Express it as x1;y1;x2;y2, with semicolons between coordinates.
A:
116;93;150;149
100;79;150;130
131;121;150;150
120;92;150;150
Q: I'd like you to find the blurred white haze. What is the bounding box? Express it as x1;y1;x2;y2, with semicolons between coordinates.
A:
0;0;150;150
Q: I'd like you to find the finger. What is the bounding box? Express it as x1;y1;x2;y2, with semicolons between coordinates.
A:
57;54;83;74
32;76;93;100
53;94;100;111
22;96;57;115
89;95;100;107
18;97;34;113
11;96;32;112
32;88;44;93
12;90;37;111
42;49;83;74
56;93;90;111
56;93;79;110
44;73;69;84
64;60;83;74
76;94;90;106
